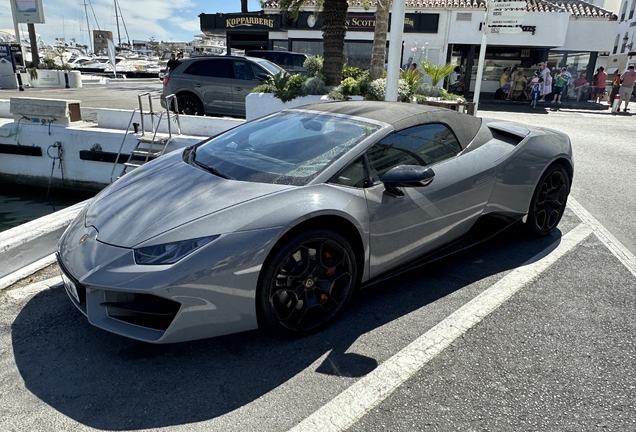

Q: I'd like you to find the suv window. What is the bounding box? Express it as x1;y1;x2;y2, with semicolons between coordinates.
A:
183;59;232;78
233;60;261;81
368;124;461;185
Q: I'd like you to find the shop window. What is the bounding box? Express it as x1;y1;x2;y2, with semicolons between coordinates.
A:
292;40;324;56
343;41;373;69
272;40;289;51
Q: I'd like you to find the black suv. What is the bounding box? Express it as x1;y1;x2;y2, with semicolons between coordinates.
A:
161;56;284;117
245;51;308;75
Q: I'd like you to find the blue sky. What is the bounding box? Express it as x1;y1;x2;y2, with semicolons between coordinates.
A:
0;0;265;47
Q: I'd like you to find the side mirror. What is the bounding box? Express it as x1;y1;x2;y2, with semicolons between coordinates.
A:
381;165;435;196
257;73;269;82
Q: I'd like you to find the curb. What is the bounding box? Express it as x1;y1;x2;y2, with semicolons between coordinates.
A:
0;199;90;285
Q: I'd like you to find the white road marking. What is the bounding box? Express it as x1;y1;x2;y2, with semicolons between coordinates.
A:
5;276;62;301
568;197;636;277
289;223;593;432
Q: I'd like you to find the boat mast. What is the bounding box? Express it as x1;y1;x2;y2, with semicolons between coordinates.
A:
83;0;92;53
114;0;122;48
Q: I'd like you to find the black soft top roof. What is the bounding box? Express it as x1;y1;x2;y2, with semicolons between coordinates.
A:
299;101;482;150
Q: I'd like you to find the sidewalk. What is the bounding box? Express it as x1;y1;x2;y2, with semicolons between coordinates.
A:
479;96;609;111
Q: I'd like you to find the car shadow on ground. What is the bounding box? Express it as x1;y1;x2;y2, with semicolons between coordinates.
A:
11;223;567;430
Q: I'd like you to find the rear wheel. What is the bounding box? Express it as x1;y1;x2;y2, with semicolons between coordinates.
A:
257;229;357;336
176;93;204;116
527;164;570;236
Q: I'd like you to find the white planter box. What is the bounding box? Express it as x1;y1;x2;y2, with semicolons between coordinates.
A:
26;70;82;88
246;93;363;121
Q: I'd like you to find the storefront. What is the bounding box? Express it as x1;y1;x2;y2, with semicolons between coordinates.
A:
200;1;617;95
199;13;283;52
199;11;440;68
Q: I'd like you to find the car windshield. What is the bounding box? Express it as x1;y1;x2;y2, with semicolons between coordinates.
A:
254;58;285;75
193;111;380;186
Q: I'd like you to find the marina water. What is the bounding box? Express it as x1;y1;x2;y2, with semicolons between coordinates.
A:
0;187;93;233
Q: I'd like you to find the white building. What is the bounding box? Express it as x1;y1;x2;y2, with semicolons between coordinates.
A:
200;0;618;93
605;0;636;72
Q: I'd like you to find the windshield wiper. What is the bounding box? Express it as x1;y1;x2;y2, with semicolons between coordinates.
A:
194;160;234;180
188;146;233;179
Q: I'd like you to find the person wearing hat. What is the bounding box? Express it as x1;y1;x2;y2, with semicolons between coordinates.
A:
618;65;636;112
553;67;572;104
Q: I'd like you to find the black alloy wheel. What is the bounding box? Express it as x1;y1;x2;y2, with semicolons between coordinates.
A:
527;164;570;236
177;94;204;116
257;229;357;336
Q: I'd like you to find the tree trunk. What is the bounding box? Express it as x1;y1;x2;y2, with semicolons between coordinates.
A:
28;23;40;68
241;0;248;13
369;0;390;80
321;0;348;85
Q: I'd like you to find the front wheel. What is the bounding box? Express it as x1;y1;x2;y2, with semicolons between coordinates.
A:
257;229;357;336
527;164;570;236
176;93;204;116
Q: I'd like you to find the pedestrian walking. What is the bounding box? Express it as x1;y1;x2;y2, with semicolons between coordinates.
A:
553;67;571;103
530;77;543;108
538;62;552;102
594;66;607;103
608;71;622;107
165;53;180;75
618;65;636;112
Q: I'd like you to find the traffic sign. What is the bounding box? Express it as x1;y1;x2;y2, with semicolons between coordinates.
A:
490;1;527;9
490;18;524;25
488;26;523;34
489;10;526;18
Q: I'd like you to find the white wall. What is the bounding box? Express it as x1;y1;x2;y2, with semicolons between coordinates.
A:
562;19;619;51
449;11;571;47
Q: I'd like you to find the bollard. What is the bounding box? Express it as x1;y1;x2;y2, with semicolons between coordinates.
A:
611;94;621;113
16;72;24;91
133;122;139;134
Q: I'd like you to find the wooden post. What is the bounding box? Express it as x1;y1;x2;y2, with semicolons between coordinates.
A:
28;23;39;67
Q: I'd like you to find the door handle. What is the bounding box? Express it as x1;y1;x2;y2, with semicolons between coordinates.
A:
235;87;243;91
194;84;202;88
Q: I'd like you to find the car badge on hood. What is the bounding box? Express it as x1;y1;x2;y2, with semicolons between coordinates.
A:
79;234;89;244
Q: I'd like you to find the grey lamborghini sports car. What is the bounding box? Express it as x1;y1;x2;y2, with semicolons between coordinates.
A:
57;101;573;344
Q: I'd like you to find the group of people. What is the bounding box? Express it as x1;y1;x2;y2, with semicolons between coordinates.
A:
497;63;636;112
608;65;636;112
498;62;556;103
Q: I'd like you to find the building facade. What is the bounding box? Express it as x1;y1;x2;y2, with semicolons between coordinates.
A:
199;0;618;94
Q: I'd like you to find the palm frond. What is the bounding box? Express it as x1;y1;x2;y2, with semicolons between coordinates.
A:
419;61;457;87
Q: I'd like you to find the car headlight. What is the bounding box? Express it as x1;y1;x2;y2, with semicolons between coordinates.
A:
133;236;219;265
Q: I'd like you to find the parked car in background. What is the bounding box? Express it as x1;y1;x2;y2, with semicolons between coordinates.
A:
246;50;308;75
160;55;285;117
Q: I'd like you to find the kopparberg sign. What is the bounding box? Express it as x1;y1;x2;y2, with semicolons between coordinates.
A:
226;17;275;28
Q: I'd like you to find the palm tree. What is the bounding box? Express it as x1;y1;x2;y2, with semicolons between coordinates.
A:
419;61;457;87
369;0;390;80
278;0;349;85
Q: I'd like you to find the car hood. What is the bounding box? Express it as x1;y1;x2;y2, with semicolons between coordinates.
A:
85;151;293;247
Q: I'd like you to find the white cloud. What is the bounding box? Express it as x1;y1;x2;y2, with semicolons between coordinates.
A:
0;0;201;47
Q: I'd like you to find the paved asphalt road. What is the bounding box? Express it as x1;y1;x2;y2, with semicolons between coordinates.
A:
0;84;634;431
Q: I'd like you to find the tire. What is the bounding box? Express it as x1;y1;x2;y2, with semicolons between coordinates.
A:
257;229;357;336
176;93;204;116
527;164;570;236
